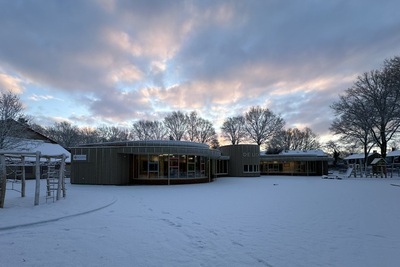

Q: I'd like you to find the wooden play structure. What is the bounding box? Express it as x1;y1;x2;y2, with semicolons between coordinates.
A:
0;151;68;208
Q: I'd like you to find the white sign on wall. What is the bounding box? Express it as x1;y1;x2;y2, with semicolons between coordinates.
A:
73;154;87;161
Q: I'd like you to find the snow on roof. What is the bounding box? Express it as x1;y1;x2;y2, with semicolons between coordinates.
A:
344;152;379;160
279;149;326;156
387;150;400;157
33;142;71;163
344;153;364;160
370;158;386;165
260;149;328;157
2;139;70;163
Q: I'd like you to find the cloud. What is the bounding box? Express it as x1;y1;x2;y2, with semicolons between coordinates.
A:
0;0;400;141
109;65;144;84
0;73;24;94
28;94;63;102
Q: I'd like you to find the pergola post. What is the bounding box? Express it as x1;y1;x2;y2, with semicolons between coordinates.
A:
0;155;6;208
21;156;26;197
57;154;66;200
34;151;41;206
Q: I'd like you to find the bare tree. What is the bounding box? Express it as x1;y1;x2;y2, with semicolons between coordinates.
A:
245;106;285;146
267;127;320;153
185;111;216;144
46;122;81;148
28;122;47;136
330;91;376;172
333;56;400;158
79;127;102;144
186;111;200;142
132;120;151;140
0;91;26;150
163;111;188;141
324;141;341;167
132;120;167;140
210;138;220;149
300;127;321;150
371;56;400;158
196;118;217;144
97;126;130;142
147;120;167;140
220;116;246;145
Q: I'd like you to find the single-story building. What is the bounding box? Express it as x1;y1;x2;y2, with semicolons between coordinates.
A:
260;150;331;176
71;140;222;185
1;120;71;179
71;142;332;185
386;150;400;164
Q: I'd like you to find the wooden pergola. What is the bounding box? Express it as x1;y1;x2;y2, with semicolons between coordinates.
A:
0;151;68;208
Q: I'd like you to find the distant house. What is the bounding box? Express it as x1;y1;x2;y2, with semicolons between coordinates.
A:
259;150;332;176
343;151;381;166
0;120;71;179
386;150;400;164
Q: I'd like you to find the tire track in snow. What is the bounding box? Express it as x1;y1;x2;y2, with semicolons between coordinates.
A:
0;197;118;231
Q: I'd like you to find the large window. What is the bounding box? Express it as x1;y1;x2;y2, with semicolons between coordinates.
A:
138;155;148;178
197;156;206;177
158;155;169;178
216;159;228;175
169;155;179;178
187;155;195;177
179;155;187;178
243;164;259;173
148;155;159;178
267;163;283;173
135;154;208;179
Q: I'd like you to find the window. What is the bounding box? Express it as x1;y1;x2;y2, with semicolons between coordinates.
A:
244;164;259;173
148;162;158;172
254;165;259;172
169;156;179;178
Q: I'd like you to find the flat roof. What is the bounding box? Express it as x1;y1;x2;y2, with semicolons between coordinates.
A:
72;140;221;159
260;155;333;162
387;150;400;157
343;152;379;160
74;140;210;149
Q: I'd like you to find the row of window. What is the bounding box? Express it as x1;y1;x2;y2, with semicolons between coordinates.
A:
243;164;260;173
259;162;317;174
137;154;207;179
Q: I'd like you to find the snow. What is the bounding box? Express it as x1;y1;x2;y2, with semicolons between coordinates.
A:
280;149;326;156
3;139;71;163
344;152;378;160
387;150;400;158
260;149;327;157
29;142;71;163
1;176;400;267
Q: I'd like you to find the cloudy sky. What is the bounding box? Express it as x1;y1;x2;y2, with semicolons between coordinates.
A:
1;0;399;143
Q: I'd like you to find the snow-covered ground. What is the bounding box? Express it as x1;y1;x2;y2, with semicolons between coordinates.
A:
1;176;400;267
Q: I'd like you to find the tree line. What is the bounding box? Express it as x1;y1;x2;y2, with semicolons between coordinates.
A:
220;106;320;152
0;91;321;152
2;55;398;157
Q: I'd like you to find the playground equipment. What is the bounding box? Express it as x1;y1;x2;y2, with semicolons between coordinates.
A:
0;151;68;208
